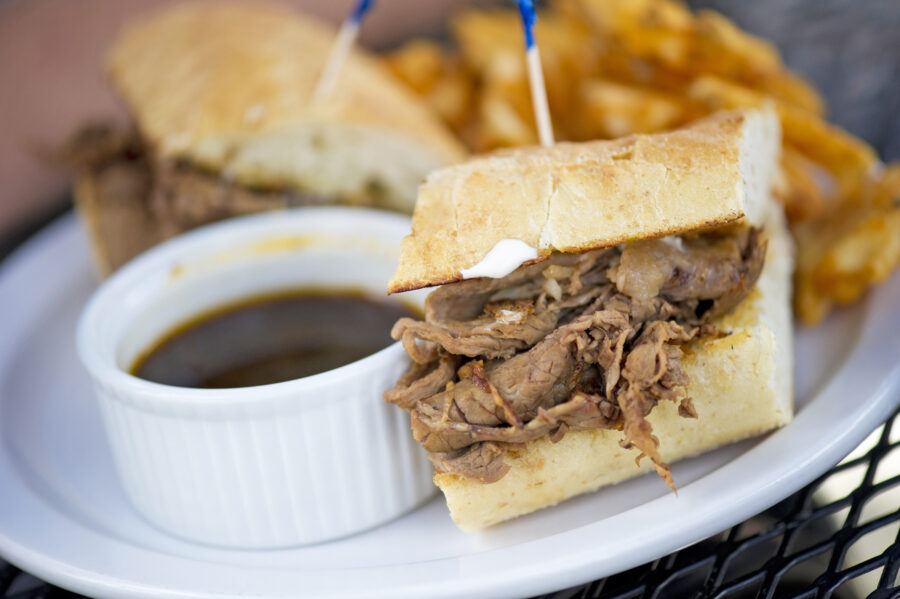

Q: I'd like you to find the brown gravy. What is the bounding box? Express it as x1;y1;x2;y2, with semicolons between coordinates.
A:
131;289;419;388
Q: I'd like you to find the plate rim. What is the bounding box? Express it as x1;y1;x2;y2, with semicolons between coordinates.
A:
0;213;898;599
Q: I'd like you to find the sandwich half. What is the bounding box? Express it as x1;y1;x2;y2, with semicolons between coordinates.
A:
66;1;466;275
384;108;793;530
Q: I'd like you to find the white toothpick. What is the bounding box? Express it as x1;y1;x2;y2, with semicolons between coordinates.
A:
526;46;554;147
517;0;554;147
314;0;373;102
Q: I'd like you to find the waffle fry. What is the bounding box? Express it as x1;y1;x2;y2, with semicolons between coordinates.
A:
795;164;900;323
576;79;697;139
385;40;475;135
688;76;877;197
774;147;837;222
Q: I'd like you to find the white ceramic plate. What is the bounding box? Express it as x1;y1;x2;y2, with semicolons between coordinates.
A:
0;214;898;599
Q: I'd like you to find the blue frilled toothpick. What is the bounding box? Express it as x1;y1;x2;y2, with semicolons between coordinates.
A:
516;0;554;147
314;0;375;101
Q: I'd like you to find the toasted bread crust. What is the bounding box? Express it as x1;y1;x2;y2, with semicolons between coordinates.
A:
388;108;779;293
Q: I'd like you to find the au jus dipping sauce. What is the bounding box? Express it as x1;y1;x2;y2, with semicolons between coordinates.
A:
132;289;418;388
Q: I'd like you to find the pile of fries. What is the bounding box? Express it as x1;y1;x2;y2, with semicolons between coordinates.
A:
384;0;900;324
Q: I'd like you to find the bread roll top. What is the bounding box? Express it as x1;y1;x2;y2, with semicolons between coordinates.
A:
388;108;780;293
107;1;467;211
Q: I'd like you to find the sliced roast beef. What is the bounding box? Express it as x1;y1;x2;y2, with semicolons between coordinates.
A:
429;442;511;483
382;353;462;411
393;250;618;362
151;161;332;233
612;227;766;319
385;227;766;486
61;125;166;273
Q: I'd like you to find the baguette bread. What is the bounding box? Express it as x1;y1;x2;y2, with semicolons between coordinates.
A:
107;2;467;212
435;200;793;530
388;108;779;293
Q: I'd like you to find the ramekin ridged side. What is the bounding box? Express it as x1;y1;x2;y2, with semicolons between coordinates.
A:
76;208;435;548
90;346;433;547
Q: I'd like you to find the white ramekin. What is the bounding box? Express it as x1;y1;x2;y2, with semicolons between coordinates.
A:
76;207;435;549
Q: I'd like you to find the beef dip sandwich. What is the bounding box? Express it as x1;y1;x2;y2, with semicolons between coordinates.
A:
384;107;793;530
64;2;466;275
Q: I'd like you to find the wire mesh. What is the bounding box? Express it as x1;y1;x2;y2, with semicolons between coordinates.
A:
535;407;900;599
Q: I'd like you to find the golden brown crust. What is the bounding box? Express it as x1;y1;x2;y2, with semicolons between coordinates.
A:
388;108;780;293
434;202;793;531
107;2;466;170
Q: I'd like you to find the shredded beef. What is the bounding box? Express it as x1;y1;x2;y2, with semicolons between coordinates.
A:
62;123;368;270
61;124;144;170
428;442;511;483
393;250;617;361
59;125;166;273
151;161;331;233
385;228;766;488
382;353;462;411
